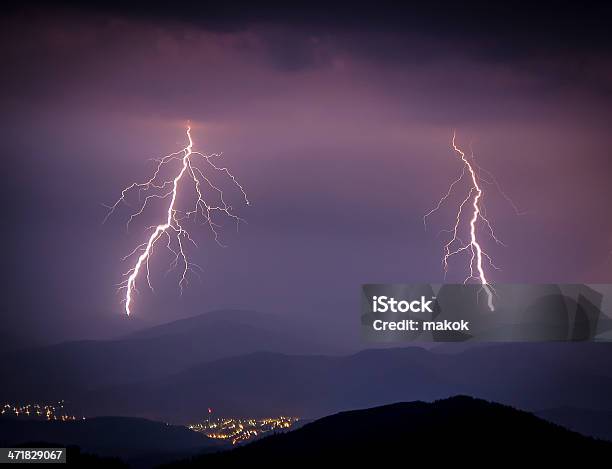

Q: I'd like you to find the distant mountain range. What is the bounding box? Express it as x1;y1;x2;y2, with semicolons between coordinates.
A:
170;396;612;465
83;344;612;424
2;310;612;441
0;310;341;402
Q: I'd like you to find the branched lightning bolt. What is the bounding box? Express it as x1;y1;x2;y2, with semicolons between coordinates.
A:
104;126;249;316
424;131;520;311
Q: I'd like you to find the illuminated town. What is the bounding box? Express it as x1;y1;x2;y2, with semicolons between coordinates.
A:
189;415;299;445
1;401;83;421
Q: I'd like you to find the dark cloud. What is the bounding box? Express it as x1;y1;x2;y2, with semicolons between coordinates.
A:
4;2;612;101
7;1;612;56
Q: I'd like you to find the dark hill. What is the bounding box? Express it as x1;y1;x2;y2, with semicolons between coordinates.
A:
171;396;612;465
0;416;219;463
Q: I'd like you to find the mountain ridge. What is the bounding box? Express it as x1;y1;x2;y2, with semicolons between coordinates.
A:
169;396;612;464
81;344;612;423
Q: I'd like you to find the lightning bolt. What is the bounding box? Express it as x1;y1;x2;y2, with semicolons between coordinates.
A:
424;131;519;311
104;126;249;316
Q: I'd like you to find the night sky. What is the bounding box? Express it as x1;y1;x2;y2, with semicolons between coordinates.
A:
2;2;612;347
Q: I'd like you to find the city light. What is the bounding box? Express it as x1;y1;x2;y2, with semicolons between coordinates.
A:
189;415;298;445
1;401;83;422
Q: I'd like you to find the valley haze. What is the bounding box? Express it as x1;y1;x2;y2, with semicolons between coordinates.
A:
2;310;612;426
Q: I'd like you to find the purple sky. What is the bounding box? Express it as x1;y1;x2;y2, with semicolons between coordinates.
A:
2;4;612;346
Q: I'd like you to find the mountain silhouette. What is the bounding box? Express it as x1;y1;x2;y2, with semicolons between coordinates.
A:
3;311;612;441
0;416;219;464
169;396;612;465
0;309;337;402
83;344;612;423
